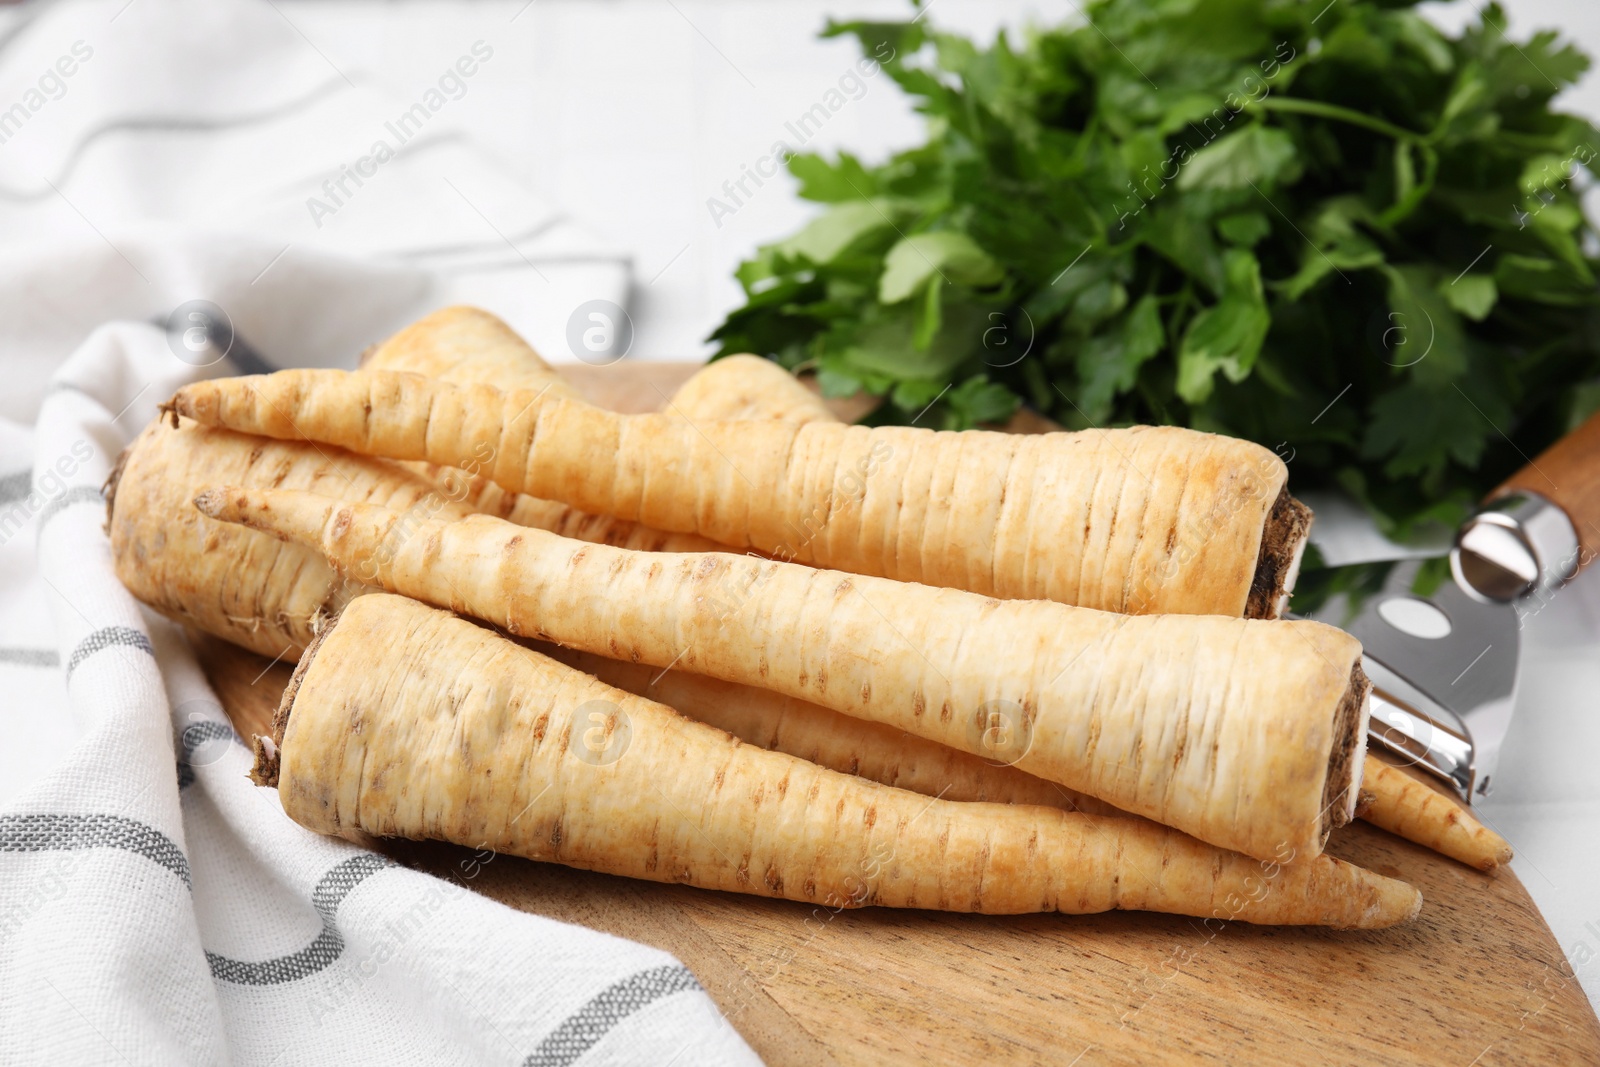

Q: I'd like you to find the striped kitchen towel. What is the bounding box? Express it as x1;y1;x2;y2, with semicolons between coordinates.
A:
0;0;632;427
0;251;759;1066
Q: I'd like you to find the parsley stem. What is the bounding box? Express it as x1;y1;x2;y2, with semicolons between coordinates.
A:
1253;97;1422;142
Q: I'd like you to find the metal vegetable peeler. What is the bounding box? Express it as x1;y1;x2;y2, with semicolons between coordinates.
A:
1294;411;1600;804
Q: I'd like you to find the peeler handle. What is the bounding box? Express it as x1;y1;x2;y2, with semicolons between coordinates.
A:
1453;410;1600;601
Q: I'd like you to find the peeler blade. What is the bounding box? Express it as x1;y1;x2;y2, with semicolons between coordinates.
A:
1293;558;1520;804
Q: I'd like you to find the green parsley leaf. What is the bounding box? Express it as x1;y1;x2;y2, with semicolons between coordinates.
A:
710;0;1600;535
1438;274;1497;321
879;232;1004;303
1177;125;1300;192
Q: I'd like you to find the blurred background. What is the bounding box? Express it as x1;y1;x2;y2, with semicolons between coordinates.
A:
0;0;1593;368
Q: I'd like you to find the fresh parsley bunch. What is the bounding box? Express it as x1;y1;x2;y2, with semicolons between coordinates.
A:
708;0;1600;536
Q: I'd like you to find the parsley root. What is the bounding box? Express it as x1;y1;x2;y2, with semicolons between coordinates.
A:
198;487;1369;862
361;305;722;552
1357;756;1512;872
255;593;1420;928
545;646;1122;817
107;420;467;658
168;368;1310;618
110;311;816;658
362;303;579;397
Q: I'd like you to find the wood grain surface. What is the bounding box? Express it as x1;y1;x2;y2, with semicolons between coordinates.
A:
1494;408;1600;564
194;361;1600;1067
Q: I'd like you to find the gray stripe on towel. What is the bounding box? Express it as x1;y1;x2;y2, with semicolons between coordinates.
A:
206;854;395;985
38;485;104;534
176;719;244;790
0;813;192;888
525;964;704;1067
0;470;28;507
0;648;58;668
65;625;154;679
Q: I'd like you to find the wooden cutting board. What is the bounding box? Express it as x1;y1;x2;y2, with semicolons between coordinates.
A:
195;361;1600;1067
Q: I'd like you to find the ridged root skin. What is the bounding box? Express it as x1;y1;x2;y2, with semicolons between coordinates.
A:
109;418;461;659
118;311;806;661
197;486;1367;863
364;305;725;553
268;594;1420;929
169;368;1291;618
547;647;1124;817
1358;756;1512;872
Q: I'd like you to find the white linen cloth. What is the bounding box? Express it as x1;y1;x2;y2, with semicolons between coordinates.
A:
0;0;631;423
0;0;754;1059
0;237;759;1067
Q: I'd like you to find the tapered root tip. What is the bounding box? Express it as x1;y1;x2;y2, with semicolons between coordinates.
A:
163;384;212;426
1353;787;1377;821
193;486;260;529
1354;870;1424;929
1473;837;1514;873
193;487;230;519
160;382;212;425
1392;882;1424;926
1472;821;1516;872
